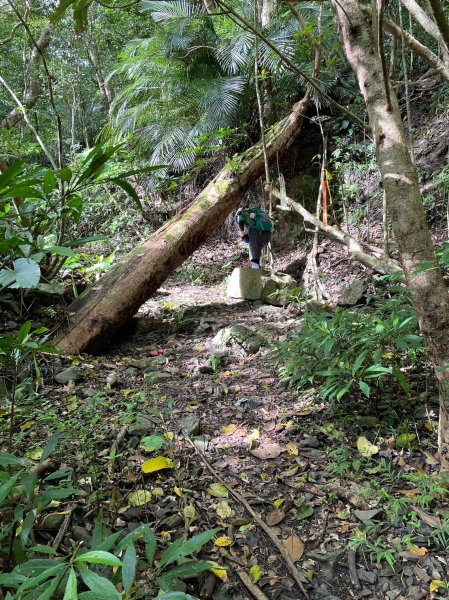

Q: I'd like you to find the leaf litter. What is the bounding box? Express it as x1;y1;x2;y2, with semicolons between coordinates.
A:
8;239;449;600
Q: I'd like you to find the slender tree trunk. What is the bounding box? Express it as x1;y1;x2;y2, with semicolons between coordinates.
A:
58;95;311;355
378;11;449;82
332;0;449;470
0;23;52;129
85;32;114;111
401;0;449;63
427;0;449;52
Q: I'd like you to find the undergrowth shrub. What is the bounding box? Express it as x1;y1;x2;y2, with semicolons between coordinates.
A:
274;290;423;402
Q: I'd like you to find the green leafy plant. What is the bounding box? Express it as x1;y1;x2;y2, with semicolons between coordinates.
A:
0;501;221;600
0;321;58;453
274;295;423;403
0;143;163;289
0;433;78;574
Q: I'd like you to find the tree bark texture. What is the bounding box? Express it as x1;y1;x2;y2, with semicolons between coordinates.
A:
58;95;311;355
333;0;449;469
0;23;53;129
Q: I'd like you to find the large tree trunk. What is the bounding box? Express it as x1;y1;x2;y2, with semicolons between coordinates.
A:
58;95;310;355
332;0;449;470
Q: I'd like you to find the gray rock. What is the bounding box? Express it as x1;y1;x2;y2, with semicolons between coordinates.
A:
145;371;171;384
360;589;373;597
386;590;400;600
106;373;120;388
54;366;83;384
72;525;91;544
179;416;201;436
212;324;266;357
303;300;326;312
128;416;153;436
235;396;262;408
299;436;320;448
357;569;377;584
124;367;138;376
354;508;383;522
405;587;426;600
336;279;366;306
227;267;297;305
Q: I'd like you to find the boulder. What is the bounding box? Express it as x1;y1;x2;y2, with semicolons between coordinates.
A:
212;324;266;356
54;366;83;384
336;280;366;306
227;267;297;305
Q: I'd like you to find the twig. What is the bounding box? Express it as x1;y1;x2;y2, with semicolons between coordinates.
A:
348;549;361;590
52;503;75;551
108;425;129;478
184;436;309;598
234;569;270;600
30;459;56;476
199;572;218;599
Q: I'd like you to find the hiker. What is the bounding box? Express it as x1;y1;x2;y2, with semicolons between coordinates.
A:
236;207;272;269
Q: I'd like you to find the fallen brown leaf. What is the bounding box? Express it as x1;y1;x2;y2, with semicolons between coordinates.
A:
282;535;304;562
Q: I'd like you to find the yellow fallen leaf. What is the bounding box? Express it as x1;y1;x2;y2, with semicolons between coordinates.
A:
356;436;378;458
250;564;263;584
128;490;152;506
164;432;174;440
408;545;428;557
20;420;35;431
285;442;299;457
221;424;238;435
183;504;196;524
246;429;260;442
216;500;234;519
430;580;444;592
174;486;182;496
208;561;227;582
222;371;232;377
122;388;138;397
274;498;285;508
141;456;174;474
214;535;233;547
153;487;164;497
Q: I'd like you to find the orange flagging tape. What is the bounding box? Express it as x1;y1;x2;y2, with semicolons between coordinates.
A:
322;180;328;227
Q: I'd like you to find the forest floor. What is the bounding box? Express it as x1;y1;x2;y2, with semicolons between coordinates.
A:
2;237;449;600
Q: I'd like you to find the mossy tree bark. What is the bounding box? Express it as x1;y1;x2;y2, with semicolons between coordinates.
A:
333;0;449;470
58;95;311;355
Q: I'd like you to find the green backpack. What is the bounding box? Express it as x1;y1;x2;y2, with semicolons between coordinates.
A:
239;208;273;232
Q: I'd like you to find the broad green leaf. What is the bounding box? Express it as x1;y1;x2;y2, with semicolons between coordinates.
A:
75;551;122;567
140;435;165;452
17;563;65;593
0;573;27;587
78;568;121;600
352;351;367;376
115;523;152;555
43;170;57;195
249;564;263;584
0;473;19;505
207;483;229;498
17;320;32;343
36;574;61;600
20;510;36;545
63;567;77;600
40;430;60;462
158;593;198;600
9;259;40;289
359;381;370;398
296;504;314;520
0;452;24;467
144;526;157;565
27;546;57;556
110;178;142;211
157;561;213;592
122;542;136;597
159;528;220;570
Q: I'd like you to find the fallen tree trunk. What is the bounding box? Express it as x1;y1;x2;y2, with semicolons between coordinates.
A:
273;190;403;277
58;95;311;354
